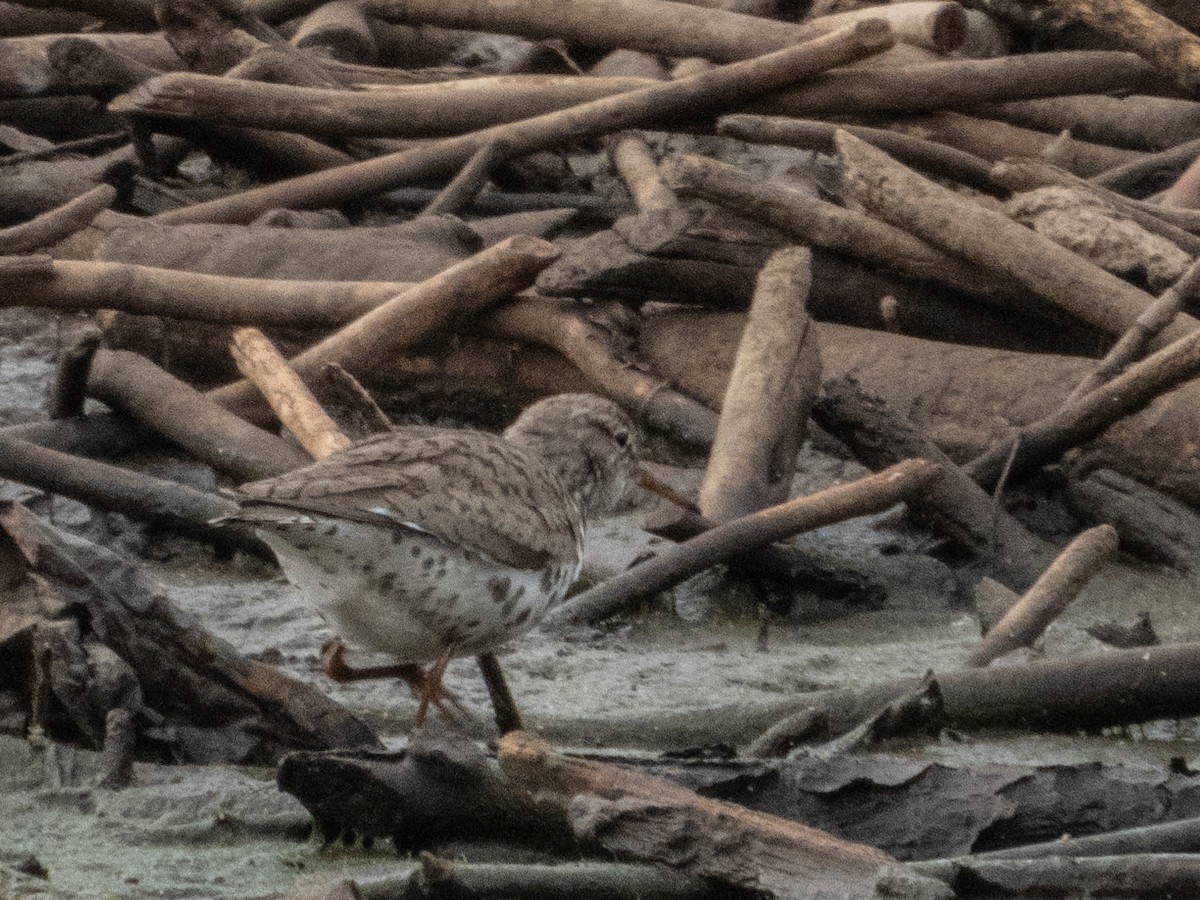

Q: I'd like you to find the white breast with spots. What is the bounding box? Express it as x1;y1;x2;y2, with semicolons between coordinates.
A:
254;515;581;662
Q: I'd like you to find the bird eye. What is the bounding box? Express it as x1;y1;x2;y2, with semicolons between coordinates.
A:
614;430;631;449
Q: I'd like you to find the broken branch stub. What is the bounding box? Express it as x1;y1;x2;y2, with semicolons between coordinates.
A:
700;247;820;522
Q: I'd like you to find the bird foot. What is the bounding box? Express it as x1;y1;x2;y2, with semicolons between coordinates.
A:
320;640;467;725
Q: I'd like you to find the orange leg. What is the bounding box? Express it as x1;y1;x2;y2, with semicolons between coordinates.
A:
321;640;465;722
415;649;454;727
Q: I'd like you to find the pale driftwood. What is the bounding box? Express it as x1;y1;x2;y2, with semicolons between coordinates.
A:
230;327;351;461
885;111;1145;177
755;51;1160;119
155;21;896;224
964;526;1119;668
984;94;1200;153
0;256;415;326
835;131;1198;342
546;458;940;626
609;133;679;213
497;732;893;900
420;139;508;218
699;248;819;521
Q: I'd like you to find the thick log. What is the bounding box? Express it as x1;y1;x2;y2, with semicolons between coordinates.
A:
497;732;893;900
0;183;114;253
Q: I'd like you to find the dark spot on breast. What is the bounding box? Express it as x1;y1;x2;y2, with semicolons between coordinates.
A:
488;576;512;604
378;572;397;592
303;523;316;532
410;545;421;558
323;524;338;536
422;557;435;571
515;608;531;625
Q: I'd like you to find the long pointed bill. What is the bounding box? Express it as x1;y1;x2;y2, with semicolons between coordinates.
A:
638;469;700;514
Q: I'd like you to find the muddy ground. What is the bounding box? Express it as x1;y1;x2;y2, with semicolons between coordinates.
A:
2;304;1199;898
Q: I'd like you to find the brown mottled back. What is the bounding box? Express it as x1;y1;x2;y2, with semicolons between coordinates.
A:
234;427;582;571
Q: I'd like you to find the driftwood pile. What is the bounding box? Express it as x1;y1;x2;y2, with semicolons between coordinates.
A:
3;0;1200;896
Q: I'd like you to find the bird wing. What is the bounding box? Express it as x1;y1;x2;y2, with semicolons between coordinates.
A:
229;428;583;571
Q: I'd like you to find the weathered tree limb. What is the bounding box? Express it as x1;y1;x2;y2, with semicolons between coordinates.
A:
608;133;679;214
0;255;415;325
836;130;1199;341
963;325;1200;491
0;183;115;253
813;376;1054;590
1065;257;1200;403
112;73;654;138
154;21;896;224
85;348;310;481
661;153;1038;311
984;94;1200;153
48;325;101;420
699;248;819;521
497;731;893;900
1090;135;1200;194
756;51;1162;119
1065;467;1200;573
1040;0;1200;95
546;458;940;626
0;500;377;762
883;111;1146;177
964;525;1118;668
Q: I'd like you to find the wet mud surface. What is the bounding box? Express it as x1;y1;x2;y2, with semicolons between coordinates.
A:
3;306;1199;898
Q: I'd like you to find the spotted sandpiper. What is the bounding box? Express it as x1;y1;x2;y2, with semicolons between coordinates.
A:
222;394;646;732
